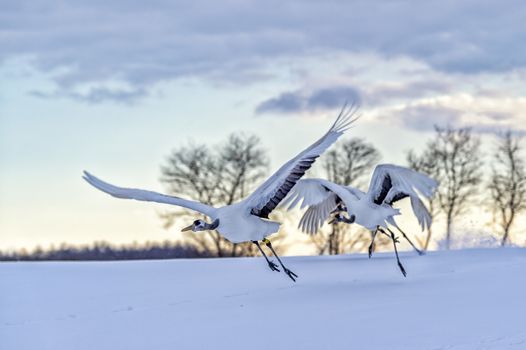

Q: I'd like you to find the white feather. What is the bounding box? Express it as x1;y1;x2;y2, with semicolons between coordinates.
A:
82;171;217;218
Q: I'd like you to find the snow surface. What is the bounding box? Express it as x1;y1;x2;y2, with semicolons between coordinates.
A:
1;248;525;350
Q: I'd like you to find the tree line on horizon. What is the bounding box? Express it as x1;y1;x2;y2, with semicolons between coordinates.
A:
3;126;525;261
0;241;211;261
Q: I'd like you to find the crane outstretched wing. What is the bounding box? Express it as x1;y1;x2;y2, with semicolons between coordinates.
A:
366;164;438;230
82;171;217;218
247;104;359;219
281;178;356;234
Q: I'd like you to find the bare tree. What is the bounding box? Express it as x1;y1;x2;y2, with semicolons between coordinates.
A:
429;127;483;249
407;148;440;251
160;133;269;257
489;131;526;246
324;138;381;187
310;138;383;255
216;133;269;256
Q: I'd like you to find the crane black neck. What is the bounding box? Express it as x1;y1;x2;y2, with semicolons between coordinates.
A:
206;219;220;230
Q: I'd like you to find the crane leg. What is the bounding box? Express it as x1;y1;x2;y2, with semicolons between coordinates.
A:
368;229;378;258
252;241;280;272
263;238;298;282
378;228;407;277
391;226;424;255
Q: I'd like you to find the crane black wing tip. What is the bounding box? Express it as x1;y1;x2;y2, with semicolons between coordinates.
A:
82;170;91;182
82;171;108;191
82;170;96;181
331;102;361;133
82;170;101;186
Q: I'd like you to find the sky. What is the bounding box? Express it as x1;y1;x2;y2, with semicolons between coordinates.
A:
1;0;526;251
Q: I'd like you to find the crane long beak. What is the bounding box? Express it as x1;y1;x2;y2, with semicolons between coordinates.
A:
328;218;337;225
181;224;193;232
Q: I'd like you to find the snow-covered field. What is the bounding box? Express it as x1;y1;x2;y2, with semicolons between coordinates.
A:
1;248;525;350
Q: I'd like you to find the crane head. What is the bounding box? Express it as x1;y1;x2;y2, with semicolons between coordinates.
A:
181;218;219;232
328;213;356;225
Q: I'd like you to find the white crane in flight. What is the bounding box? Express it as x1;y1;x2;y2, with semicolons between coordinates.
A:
283;164;438;276
83;105;358;281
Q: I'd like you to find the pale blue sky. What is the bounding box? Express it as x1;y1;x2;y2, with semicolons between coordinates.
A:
1;1;525;250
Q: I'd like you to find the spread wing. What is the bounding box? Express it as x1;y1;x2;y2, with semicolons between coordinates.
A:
366;164;438;230
282;178;353;234
299;195;339;234
83;171;217;218
247;104;359;218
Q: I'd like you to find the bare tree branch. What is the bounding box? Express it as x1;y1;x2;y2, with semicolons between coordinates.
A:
159;133;269;257
489;131;526;246
428;126;483;249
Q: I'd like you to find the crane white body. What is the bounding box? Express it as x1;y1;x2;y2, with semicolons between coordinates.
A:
212;203;280;243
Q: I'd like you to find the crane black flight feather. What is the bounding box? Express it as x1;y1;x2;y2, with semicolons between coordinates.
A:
251;155;318;218
374;174;392;205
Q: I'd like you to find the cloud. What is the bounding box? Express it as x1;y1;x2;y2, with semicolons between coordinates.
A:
390;104;464;131
383;95;526;134
255;77;452;114
1;0;525;102
256;86;360;114
362;79;453;105
256;91;304;114
29;87;147;104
